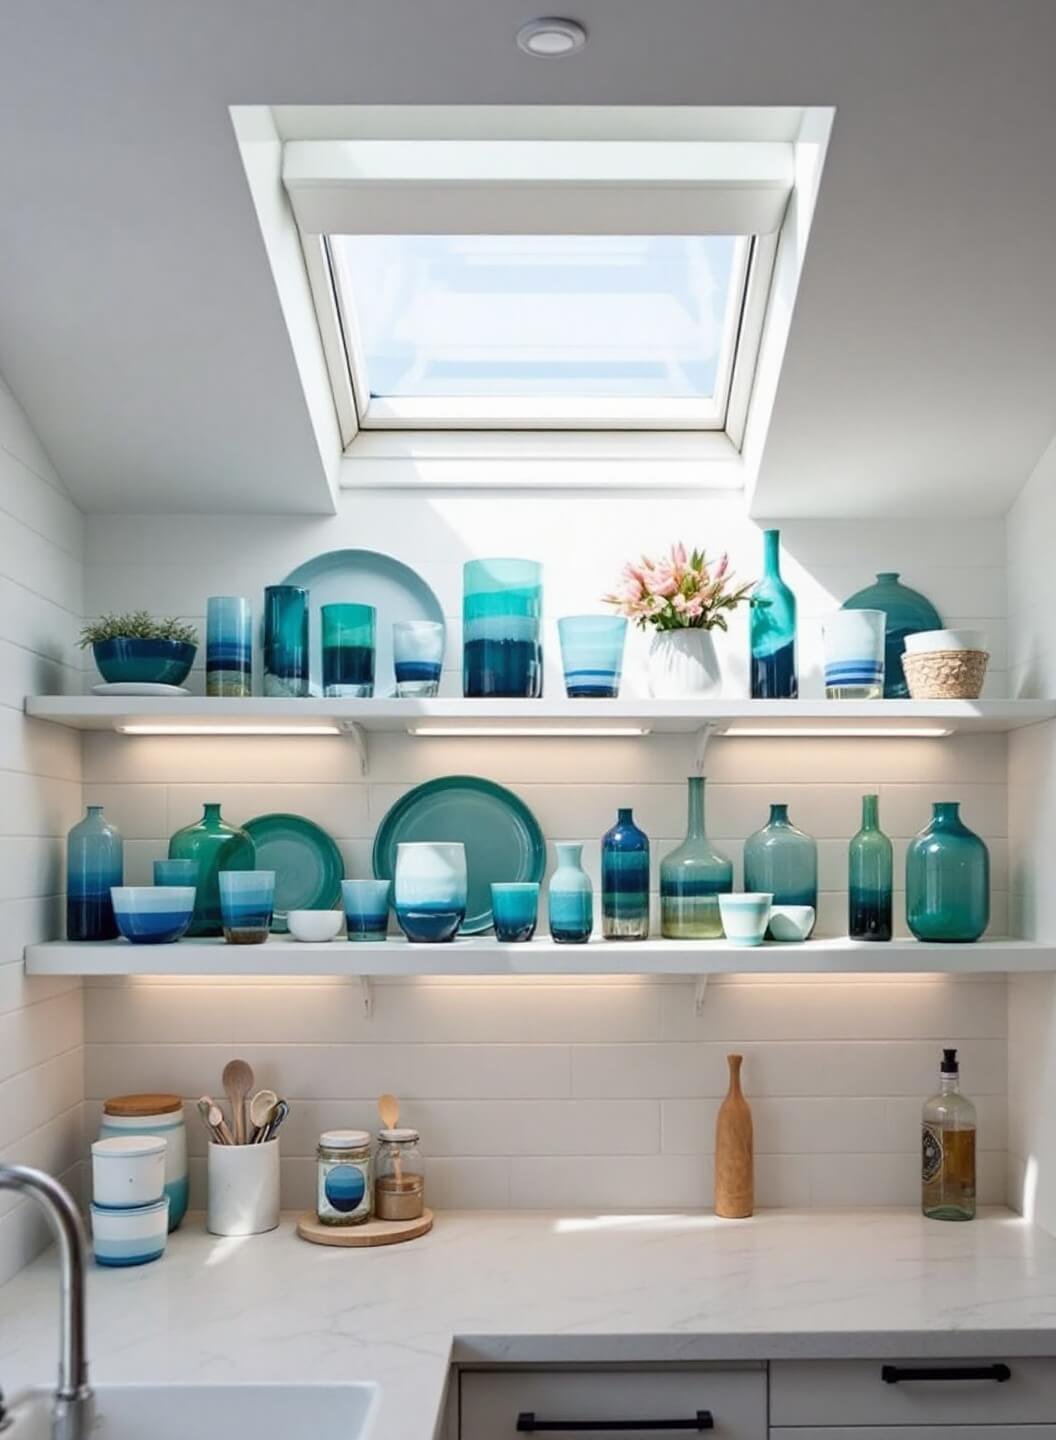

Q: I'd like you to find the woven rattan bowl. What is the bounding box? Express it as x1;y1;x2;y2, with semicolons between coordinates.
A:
902;648;989;700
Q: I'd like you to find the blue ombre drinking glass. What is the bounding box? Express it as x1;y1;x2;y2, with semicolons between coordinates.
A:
393;621;445;697
219;870;275;944
322;604;376;698
263;586;309;697
463;558;543;698
394;842;467;943
342;879;391;942
491;882;540;943
558;616;627;698
206;596;252;697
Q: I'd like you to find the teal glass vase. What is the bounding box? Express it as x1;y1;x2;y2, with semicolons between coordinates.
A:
67;806;123;940
849;793;893;941
744;803;817;935
602;808;649;940
168;803;255;936
750;529;797;698
906;802;989;942
843;572;942;699
548;842;593;944
660;777;733;939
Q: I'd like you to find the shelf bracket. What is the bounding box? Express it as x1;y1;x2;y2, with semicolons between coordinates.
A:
339;720;369;775
360;975;374;1019
694;975;709;1016
694;723;718;776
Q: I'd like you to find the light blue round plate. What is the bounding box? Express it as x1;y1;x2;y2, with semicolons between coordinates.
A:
372;776;545;935
243;812;344;933
281;548;445;697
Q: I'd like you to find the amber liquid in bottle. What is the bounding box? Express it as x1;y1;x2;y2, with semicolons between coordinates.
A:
922;1048;976;1221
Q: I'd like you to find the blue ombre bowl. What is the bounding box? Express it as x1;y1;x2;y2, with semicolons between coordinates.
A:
93;637;196;686
112;886;196;944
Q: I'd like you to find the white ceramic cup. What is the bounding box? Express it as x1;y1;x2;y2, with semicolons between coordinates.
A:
91;1134;167;1208
718;893;773;947
207;1139;280;1236
768;904;816;943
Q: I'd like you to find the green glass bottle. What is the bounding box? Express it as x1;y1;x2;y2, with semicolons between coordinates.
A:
743;803;817;937
660;777;732;939
750;529;797;699
906;802;989;942
848;794;893;941
168;803;255;936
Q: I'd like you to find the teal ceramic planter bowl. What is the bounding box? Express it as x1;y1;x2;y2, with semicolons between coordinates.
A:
93;637;196;686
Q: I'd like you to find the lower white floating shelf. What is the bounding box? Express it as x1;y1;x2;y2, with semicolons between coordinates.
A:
22;936;1056;978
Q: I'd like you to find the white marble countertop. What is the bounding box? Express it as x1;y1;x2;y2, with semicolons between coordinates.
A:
3;1208;1056;1439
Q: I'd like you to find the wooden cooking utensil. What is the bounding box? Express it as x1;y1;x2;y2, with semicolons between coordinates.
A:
714;1054;753;1219
222;1058;254;1145
206;1103;235;1147
248;1088;279;1142
378;1093;400;1129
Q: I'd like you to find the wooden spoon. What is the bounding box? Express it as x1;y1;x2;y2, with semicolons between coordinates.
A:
249;1089;279;1143
378;1093;400;1130
207;1103;235;1146
222;1058;254;1145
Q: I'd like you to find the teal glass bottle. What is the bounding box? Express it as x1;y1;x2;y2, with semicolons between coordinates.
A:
906;802;989;942
744;803;817;935
660;777;732;939
843;572;942;699
602;808;650;940
750;529;797;699
168;803;255;937
67;806;123;940
849;793;893;941
548;842;594;944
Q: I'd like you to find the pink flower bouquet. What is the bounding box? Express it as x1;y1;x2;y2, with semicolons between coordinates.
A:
603;543;752;632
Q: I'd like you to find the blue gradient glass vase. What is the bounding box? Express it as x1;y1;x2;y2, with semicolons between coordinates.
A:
660;777;732;939
602;808;650;940
547;842;593;944
744;803;817;935
849;793;893;941
67;806;123;941
206;596;252;697
463;558;543;698
843;572;942;699
906;802;989;942
750;529;797;699
263;585;309;697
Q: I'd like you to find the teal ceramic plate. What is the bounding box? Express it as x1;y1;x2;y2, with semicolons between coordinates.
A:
372;776;545;935
243;813;344;932
281;548;445;697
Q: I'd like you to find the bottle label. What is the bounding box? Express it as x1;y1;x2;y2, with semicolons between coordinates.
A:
922;1123;943;1183
317;1157;371;1223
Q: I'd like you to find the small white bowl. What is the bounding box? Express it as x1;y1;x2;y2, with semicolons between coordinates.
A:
768;905;816;943
903;629;986;655
286;909;344;943
90;1196;169;1267
718;893;773;947
91;1134;167;1208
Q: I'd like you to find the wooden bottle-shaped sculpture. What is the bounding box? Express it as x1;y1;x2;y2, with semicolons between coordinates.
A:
715;1053;754;1218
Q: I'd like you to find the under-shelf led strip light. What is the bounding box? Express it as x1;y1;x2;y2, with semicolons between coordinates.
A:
116;723;343;736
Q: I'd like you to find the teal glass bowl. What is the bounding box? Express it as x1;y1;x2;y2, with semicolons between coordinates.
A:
93;637;196;686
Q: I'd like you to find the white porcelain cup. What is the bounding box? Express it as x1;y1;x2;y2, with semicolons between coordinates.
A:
207;1139;280;1236
286;909;344;943
91;1134;167;1208
718;893;773;947
768;904;816;943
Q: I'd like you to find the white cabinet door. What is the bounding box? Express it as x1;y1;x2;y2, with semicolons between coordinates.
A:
460;1367;766;1440
770;1429;1056;1439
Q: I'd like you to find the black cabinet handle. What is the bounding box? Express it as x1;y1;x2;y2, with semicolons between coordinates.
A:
881;1364;1012;1384
516;1411;714;1433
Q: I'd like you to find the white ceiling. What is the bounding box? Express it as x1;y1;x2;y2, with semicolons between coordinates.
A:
1;0;1055;517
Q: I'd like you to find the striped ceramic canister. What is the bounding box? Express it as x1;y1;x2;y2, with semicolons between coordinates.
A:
100;1093;189;1230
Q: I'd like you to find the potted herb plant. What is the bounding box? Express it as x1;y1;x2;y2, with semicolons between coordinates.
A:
603;544;752;697
81;612;198;687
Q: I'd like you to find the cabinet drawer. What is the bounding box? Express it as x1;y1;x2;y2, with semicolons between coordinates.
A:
771;1430;1056;1439
770;1359;1056;1427
460;1367;766;1440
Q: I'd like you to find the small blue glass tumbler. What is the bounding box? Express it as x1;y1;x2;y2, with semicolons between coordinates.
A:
490;882;540;943
322;604;376;698
558;616;627;698
393;621;445;697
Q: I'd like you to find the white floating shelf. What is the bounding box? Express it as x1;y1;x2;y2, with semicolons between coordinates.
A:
23;696;1056;736
23;936;1056;978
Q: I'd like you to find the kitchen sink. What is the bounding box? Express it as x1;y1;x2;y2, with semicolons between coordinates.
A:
4;1383;378;1440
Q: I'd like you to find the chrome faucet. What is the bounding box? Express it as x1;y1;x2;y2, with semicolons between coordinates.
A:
0;1166;92;1440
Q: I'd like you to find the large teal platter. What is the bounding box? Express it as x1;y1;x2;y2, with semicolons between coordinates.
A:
372;776;545;935
243;812;344;932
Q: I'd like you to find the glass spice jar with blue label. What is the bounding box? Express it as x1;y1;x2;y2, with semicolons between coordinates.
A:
316;1129;372;1226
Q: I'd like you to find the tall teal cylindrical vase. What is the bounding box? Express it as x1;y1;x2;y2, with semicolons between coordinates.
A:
67;806;123;940
206;596;252;697
263;585;309;697
849;793;893;941
750;528;797;699
548;842;593;944
463;558;543;698
660;777;732;939
168;803;255;936
906;802;989;942
843;572;942;699
602;808;649;940
744;803;817;936
322;603;375;697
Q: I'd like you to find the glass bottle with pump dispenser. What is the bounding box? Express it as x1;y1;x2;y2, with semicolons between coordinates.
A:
922;1048;976;1221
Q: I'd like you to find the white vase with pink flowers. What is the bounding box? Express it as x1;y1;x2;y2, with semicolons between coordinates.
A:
603;543;752;700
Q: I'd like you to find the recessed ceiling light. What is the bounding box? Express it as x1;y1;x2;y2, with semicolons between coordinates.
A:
516;17;588;56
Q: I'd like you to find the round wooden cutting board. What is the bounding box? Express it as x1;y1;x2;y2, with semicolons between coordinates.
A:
296;1207;434;1248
